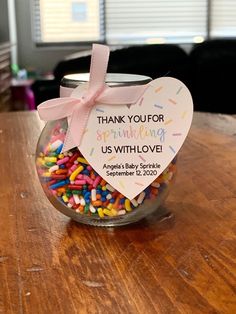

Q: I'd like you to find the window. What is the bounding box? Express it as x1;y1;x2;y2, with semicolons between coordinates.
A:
33;0;236;45
34;0;102;43
106;0;207;44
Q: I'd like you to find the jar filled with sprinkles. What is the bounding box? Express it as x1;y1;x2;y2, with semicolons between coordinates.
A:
36;73;178;226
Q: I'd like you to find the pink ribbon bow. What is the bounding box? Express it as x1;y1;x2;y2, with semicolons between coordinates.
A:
38;44;148;152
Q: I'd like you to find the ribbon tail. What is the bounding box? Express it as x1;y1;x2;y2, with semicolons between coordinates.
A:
38;97;79;121
62;102;92;153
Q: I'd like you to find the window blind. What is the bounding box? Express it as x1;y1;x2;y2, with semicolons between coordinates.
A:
211;0;236;37
33;0;42;43
32;0;236;44
33;0;103;43
105;0;207;44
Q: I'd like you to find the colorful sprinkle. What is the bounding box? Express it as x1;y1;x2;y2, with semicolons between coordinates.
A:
164;119;173;125
154;104;163;109
139;155;146;162
169;145;176;154
96;108;104;113
119;181;125;189
36;121;177;219
176;86;183;95
168;98;177;105
108;155;116;162
172;133;182;136
125;199;132;212
155;86;163;93
182;111;187;119
137;192;145;204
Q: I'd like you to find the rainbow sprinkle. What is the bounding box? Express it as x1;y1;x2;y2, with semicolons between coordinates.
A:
169;145;176;154
139;155;146;162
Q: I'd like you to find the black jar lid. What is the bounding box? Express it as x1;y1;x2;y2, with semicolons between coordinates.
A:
61;73;152;88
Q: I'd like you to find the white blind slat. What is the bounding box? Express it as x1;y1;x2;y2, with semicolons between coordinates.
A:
33;0;103;43
211;0;236;37
106;0;207;44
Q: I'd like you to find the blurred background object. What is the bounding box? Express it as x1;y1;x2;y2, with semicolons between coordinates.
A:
189;40;236;114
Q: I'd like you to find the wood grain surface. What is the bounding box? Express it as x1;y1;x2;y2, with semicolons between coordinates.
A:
0;111;236;314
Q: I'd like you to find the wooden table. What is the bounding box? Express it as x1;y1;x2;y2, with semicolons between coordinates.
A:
0;111;236;314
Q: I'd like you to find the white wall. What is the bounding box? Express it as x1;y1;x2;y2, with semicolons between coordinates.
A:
8;0;17;64
0;0;10;42
15;0;84;73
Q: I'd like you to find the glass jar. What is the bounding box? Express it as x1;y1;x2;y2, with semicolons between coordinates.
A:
36;73;177;226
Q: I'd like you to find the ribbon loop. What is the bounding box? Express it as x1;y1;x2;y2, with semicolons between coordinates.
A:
38;44;148;152
88;44;110;95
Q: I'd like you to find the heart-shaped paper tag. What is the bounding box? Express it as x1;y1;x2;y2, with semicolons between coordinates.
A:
78;77;193;200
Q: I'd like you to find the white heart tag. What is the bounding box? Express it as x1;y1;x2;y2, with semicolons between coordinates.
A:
78;77;193;200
